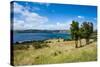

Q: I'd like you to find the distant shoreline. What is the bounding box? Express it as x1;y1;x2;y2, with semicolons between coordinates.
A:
13;38;72;45
12;32;71;44
12;29;70;33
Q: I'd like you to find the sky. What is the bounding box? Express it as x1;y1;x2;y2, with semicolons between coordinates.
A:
11;1;97;30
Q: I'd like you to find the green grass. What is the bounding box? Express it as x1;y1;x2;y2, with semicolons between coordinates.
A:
12;40;97;66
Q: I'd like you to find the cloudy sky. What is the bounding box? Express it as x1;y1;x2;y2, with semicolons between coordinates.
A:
11;1;97;30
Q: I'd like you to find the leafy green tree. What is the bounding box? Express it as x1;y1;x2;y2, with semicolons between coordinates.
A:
78;27;83;47
81;22;93;45
70;20;79;48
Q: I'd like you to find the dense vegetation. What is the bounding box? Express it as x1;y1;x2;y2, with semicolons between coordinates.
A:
70;20;95;48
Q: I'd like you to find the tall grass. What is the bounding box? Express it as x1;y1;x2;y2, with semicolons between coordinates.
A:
12;40;97;66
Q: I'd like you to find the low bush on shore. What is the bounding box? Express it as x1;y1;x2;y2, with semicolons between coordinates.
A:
13;45;29;50
13;40;50;50
32;42;49;49
63;39;72;41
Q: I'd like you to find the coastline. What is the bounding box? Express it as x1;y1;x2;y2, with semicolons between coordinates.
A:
13;38;72;45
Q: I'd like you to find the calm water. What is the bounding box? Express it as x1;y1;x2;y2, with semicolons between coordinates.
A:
13;32;71;43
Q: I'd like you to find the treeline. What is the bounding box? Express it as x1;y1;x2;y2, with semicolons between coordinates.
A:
70;20;96;48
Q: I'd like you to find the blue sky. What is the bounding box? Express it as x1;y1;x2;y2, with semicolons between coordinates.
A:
11;1;97;30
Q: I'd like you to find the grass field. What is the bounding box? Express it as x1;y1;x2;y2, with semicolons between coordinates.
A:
12;39;97;66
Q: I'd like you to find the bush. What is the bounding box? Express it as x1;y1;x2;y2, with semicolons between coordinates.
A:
54;52;58;56
33;43;42;49
58;40;60;42
13;45;29;50
32;41;49;49
45;41;51;43
64;39;72;41
67;39;72;41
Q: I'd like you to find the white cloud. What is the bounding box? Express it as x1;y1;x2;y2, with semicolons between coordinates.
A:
13;2;24;13
13;2;40;13
12;2;71;30
37;21;71;30
77;16;84;19
13;20;25;30
13;2;48;30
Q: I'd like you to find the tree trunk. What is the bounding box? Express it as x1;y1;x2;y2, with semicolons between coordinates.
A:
75;40;78;48
86;38;89;45
79;38;82;47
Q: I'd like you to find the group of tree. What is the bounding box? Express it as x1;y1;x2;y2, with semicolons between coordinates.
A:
70;20;94;48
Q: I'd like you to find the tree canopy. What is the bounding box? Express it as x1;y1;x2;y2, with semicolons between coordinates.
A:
70;21;94;48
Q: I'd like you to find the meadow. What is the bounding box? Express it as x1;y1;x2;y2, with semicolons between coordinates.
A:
12;39;97;66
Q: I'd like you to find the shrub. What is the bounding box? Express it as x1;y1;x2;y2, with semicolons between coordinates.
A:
58;40;60;42
32;41;48;49
13;45;29;50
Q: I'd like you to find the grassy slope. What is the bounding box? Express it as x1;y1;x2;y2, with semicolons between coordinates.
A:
13;39;97;66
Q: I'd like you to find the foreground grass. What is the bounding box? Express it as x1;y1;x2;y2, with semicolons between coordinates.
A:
12;39;97;66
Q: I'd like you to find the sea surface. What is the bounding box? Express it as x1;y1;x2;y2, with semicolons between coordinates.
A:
13;32;71;43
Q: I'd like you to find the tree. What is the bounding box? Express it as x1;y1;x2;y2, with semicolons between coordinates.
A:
70;20;79;48
78;27;83;47
81;22;93;45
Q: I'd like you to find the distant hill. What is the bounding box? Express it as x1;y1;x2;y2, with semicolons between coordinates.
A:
12;29;70;34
